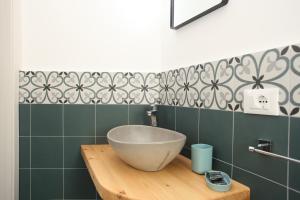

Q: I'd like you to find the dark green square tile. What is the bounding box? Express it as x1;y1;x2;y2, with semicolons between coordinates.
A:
64;105;95;136
212;159;232;177
289;189;300;200
234;112;288;185
290;163;300;192
290;117;300;160
31;169;63;200
129;105;151;125
96;137;108;144
176;107;198;147
64;169;96;199
96;105;128;136
31;137;62;168
31;104;62;136
290;117;300;191
19;169;30;200
180;147;191;159
64;137;95;168
157;105;175;130
19;137;30;168
233;167;286;200
199;109;233;163
19;104;30;136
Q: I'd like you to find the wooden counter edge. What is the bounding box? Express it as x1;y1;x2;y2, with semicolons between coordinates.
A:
81;144;250;200
81;145;132;200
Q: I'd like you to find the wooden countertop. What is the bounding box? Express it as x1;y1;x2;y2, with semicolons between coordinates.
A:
81;145;250;200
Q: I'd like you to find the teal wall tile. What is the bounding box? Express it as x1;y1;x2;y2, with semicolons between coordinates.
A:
31;104;62;136
290;163;300;192
234;112;288;185
31;137;63;168
64;105;95;136
180;147;191;159
64;169;96;199
233;167;287;200
19;137;30;168
20;102;296;200
19;169;30;200
289;117;300;191
19;104;30;136
157;105;175;130
96;136;108;144
199;109;233;163
129;105;150;125
176;107;198;147
289;189;300;200
64;137;95;168
31;169;63;200
96;105;128;136
212;159;232;176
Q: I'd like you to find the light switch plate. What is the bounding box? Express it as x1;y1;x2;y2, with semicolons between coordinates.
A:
243;88;279;116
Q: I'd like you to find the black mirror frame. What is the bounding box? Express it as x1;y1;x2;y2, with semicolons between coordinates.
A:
170;0;229;30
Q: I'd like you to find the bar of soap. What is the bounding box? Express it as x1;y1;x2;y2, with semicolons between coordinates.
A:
205;171;232;192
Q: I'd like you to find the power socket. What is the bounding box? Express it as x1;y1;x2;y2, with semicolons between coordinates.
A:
243;88;279;116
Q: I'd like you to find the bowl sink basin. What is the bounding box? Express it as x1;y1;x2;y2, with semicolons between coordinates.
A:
107;125;186;171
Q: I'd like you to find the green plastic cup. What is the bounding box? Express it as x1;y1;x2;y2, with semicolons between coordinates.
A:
191;144;213;174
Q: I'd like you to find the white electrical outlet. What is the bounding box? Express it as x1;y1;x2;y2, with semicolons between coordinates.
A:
243;88;279;116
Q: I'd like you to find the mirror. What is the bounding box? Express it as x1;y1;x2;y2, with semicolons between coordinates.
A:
170;0;229;30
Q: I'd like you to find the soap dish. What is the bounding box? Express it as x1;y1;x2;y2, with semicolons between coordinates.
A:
205;170;232;192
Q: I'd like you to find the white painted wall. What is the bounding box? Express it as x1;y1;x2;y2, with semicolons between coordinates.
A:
0;0;18;199
21;0;162;72
161;0;300;70
20;0;300;72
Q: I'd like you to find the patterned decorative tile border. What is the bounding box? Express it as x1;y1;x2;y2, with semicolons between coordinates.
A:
159;43;300;117
19;72;160;105
19;43;300;116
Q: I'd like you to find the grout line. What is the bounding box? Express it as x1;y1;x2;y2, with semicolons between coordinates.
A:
289;187;300;194
19;136;107;138
213;157;299;193
213;157;233;167
287;114;291;200
94;103;97;200
233;165;287;188
29;103;32;200
62;103;65;200
94;103;96;144
127;103;130;125
174;106;177;131
231;111;235;178
20;168;87;170
197;108;200;144
287;67;291;200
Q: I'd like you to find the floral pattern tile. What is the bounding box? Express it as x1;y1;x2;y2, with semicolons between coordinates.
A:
289;45;300;117
158;43;300;116
175;66;200;107
159;70;176;106
234;48;290;113
19;43;300;117
19;71;160;105
199;59;234;110
96;72;128;104
128;72;160;105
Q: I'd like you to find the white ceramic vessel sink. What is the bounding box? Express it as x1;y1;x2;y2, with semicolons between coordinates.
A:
107;125;186;171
